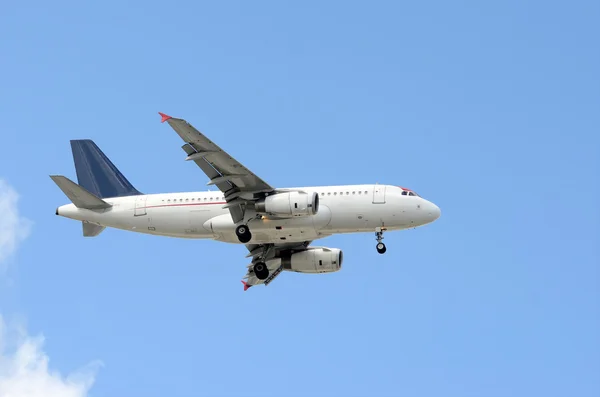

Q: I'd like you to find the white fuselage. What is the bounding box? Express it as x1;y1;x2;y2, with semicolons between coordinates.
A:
56;184;440;244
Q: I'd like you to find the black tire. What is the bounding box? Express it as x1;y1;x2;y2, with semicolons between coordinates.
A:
236;225;252;243
238;232;252;243
236;225;247;236
376;243;387;254
253;262;269;280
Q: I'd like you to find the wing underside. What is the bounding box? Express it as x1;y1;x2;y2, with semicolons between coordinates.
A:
160;113;274;223
159;113;314;291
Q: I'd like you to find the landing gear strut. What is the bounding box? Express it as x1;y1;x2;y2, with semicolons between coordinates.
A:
253;262;269;280
375;228;387;254
235;224;252;243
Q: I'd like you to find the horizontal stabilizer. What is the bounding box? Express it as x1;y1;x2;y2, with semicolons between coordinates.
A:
50;175;112;210
82;222;106;237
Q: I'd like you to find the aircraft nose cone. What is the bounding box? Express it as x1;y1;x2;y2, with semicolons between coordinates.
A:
423;200;441;222
430;203;441;221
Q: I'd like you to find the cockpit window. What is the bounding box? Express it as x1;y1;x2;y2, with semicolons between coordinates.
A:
401;189;420;197
398;186;420;197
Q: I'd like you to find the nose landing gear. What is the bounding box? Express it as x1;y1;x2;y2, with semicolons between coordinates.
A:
375;227;387;254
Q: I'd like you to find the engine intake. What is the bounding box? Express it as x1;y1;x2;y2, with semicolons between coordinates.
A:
255;191;319;217
283;247;343;274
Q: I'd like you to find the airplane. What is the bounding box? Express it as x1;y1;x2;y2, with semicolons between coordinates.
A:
51;112;441;290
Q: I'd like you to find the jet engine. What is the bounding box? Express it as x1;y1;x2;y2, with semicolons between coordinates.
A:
255;191;319;217
282;247;343;273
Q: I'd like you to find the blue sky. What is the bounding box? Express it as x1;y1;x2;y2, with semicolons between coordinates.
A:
1;0;598;396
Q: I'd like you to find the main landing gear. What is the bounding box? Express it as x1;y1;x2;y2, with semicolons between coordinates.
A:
235;224;252;243
375;228;387;254
236;215;264;243
253;261;269;280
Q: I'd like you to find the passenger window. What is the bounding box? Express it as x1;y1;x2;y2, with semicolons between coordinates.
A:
352;191;355;194
364;191;368;194
334;192;337;195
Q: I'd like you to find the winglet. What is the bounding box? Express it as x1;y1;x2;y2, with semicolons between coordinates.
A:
158;112;172;123
241;280;251;291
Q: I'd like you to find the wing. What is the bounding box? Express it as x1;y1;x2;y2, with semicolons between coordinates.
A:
159;112;274;223
241;241;313;290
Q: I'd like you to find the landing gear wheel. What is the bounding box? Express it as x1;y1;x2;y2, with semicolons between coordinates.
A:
253;262;269;280
235;224;252;243
375;228;386;254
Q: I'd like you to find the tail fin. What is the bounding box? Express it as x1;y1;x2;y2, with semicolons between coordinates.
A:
70;140;142;199
50;175;112;210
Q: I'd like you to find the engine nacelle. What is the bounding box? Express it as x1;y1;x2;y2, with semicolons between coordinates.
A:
283;247;343;274
255;191;319;217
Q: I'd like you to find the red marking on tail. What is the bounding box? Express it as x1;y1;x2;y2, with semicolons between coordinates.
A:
158;112;172;123
241;280;251;291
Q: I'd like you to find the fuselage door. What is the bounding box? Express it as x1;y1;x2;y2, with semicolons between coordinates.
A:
372;185;386;204
134;195;147;216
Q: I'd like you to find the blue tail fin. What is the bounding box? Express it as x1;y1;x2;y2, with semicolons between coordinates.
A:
70;140;142;198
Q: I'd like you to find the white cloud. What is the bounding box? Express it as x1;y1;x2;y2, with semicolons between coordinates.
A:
0;179;31;270
0;179;101;397
0;317;102;397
